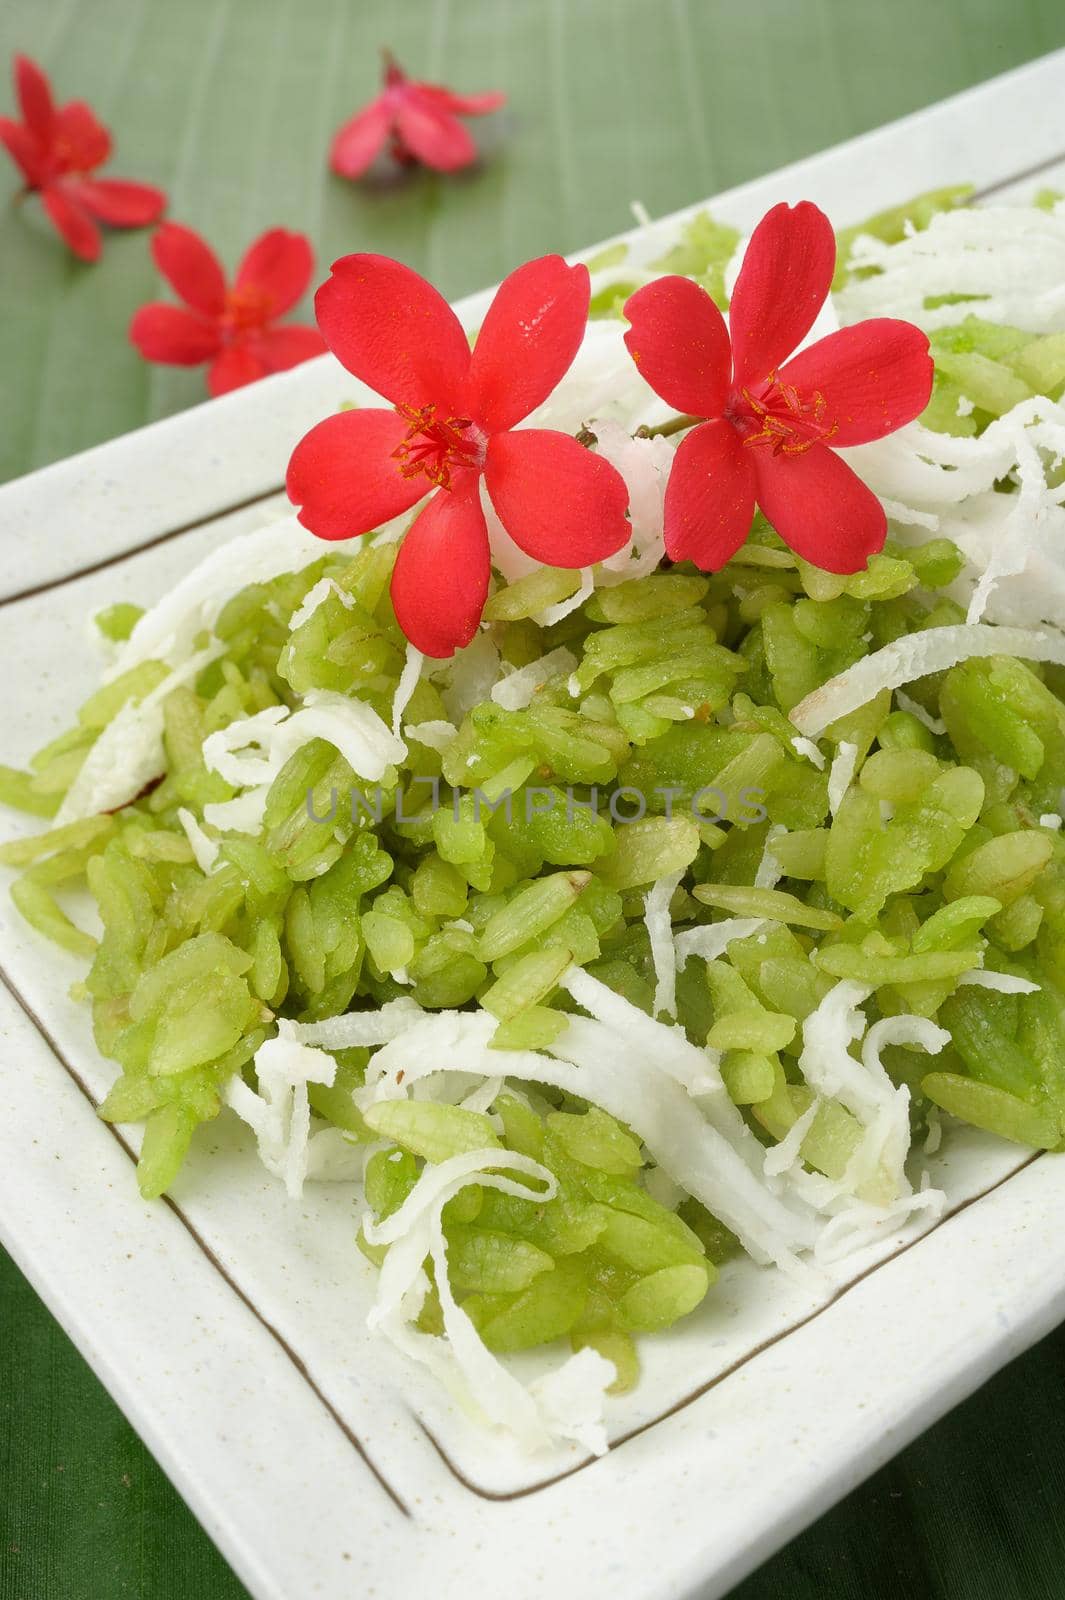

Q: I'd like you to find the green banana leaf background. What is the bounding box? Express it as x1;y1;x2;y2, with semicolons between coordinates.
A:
2;1;1065;1596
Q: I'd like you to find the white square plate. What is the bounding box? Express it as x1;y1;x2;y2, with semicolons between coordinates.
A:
2;49;1065;1600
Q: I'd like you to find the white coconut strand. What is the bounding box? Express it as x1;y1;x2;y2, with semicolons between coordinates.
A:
836;204;1065;334
113;515;338;675
790;623;1065;738
56;642;224;823
363;1149;615;1455
644;870;684;1020
490;647;579;711
359;1006;817;1272
287;997;425;1049
391;643;424;737
675;917;767;967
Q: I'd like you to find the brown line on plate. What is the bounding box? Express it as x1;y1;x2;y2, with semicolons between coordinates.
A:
0;943;1048;1513
416;1146;1044;1502
0;961;411;1521
0;484;285;609
968;147;1065;202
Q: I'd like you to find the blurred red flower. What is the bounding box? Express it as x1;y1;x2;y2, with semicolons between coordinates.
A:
129;223;327;397
331;51;505;178
0;54;166;260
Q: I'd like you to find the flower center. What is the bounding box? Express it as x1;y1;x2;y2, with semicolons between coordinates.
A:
391;403;483;489
223;285;272;335
51;136;79;173
729;373;838;457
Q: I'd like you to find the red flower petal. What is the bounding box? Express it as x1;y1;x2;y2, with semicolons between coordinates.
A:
151;223;226;315
728;201;836;389
53;101;111;171
623;276;731;418
416;84;507;116
777;318;934;446
68;178;166;227
40;185;100;261
315;253;470;408
330;98;391;177
390;480;491;658
662;419;756;568
253;323;328;373
236;228;314;318
484;429;630;566
129;303;222;363
14;56;54;141
465;256;591;432
286;408;429;540
394;92;477;172
752;442;887;574
207;345;267;397
0;115;39;183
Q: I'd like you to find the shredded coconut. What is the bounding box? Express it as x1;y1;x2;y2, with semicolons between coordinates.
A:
797;985;948;1211
56;644;223;823
791;623;1065;738
288;576;355;634
924;1108;943;1155
812;1187;945;1263
490;647;579;711
827;741;859;816
957;970;1040;994
203;786;273;835
591;419;672;580
644;870;683;1019
363;1148;616;1454
535;569;594;628
176;807;219;873
836;204;1065;334
404;719;457;752
233;1024;363;1197
391;643;424;738
764;1099;820;1180
790;735;826;769
287;997;425;1050
114;516;335;674
895;689;946;735
438;633;501;723
358;1001;817;1273
675;918;766;966
755;826;787;889
529;1347;618;1456
841;398;1065;632
200;691;405;837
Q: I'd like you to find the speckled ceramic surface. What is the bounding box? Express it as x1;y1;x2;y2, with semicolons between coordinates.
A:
2;52;1065;1600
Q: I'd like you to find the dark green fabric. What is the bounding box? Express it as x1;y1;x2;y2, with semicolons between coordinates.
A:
2;1;1065;1595
6;1241;1065;1600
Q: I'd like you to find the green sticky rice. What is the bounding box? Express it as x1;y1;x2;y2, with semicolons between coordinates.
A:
6;190;1065;1395
6;513;1065;1371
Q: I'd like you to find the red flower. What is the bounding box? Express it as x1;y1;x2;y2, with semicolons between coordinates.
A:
330;51;505;178
286;254;630;657
129;224;327;397
623;202;934;573
0;54;165;261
